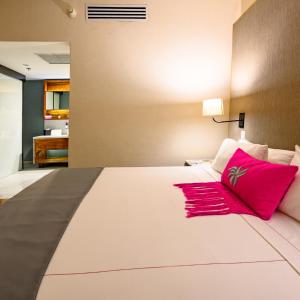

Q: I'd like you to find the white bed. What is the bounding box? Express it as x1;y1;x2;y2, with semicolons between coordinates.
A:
37;164;300;299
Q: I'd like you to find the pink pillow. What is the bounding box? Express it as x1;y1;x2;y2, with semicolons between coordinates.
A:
221;148;298;220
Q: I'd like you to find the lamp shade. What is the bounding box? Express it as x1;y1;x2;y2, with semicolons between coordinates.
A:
202;98;224;116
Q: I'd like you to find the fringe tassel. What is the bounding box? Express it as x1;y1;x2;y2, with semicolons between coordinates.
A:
174;182;256;218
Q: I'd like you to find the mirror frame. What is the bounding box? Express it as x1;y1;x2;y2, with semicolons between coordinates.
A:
44;79;70;120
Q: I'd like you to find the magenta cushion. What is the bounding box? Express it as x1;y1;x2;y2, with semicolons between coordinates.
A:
221;148;298;220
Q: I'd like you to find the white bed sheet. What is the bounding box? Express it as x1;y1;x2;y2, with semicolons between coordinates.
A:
243;213;300;273
37;165;300;300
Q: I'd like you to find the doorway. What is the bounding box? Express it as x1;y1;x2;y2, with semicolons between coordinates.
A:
0;41;70;176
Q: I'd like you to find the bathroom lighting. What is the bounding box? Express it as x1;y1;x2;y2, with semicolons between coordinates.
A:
202;98;245;128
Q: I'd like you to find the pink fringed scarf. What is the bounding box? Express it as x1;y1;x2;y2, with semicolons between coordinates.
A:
174;182;256;218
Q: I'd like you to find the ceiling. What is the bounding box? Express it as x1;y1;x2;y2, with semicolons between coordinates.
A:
0;42;70;80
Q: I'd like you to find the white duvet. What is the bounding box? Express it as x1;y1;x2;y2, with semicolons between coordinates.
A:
37;165;300;300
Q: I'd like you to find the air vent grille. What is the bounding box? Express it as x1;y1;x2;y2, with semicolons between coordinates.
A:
36;54;70;64
86;4;147;20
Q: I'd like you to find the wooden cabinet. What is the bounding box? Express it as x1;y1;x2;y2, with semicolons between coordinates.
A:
45;80;70;92
34;137;68;167
44;80;70;120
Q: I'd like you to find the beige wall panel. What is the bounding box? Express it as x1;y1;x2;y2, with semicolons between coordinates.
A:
230;0;300;150
241;0;256;13
0;0;240;166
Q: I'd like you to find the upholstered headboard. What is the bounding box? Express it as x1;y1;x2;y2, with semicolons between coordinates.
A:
229;0;300;150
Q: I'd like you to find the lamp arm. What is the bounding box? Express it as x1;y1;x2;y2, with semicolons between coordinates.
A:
212;113;245;129
212;118;240;124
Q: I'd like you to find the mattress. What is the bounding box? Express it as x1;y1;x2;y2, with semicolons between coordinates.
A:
37;165;300;299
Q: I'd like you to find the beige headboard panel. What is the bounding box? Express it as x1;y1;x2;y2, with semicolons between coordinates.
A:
229;0;300;150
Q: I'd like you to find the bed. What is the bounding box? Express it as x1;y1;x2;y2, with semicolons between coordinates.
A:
1;163;300;300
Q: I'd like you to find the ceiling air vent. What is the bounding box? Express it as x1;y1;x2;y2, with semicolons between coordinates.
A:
86;4;147;21
36;54;70;64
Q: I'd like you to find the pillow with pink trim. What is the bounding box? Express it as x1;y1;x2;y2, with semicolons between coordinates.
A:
221;148;298;220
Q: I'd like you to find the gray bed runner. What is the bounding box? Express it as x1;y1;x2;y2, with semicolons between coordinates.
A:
0;167;103;300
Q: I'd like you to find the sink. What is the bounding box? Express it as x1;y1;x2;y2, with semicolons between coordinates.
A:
51;129;63;136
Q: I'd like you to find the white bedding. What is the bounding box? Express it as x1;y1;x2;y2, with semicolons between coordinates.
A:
37;165;300;300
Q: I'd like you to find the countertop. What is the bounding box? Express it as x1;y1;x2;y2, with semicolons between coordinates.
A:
33;135;69;139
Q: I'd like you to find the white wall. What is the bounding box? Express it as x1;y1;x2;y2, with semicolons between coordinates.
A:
0;74;22;179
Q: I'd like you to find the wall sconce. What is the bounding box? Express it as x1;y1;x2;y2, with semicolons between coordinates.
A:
202;98;245;128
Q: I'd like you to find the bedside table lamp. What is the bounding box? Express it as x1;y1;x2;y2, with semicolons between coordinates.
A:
202;98;245;128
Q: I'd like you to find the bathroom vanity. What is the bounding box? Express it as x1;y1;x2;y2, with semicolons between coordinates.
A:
33;136;68;167
33;79;70;167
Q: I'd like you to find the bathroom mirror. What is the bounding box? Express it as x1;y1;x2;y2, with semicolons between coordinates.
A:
46;91;69;110
44;80;70;120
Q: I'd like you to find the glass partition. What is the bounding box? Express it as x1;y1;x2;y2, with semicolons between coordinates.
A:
0;73;22;178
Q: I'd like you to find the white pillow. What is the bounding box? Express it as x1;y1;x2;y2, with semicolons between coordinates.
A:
211;139;238;173
240;142;268;161
268;148;295;165
292;145;300;164
211;139;268;173
279;145;300;221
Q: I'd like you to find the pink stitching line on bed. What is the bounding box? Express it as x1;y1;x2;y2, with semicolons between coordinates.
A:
44;259;284;277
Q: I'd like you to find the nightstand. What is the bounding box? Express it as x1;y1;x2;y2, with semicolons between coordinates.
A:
184;159;204;166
